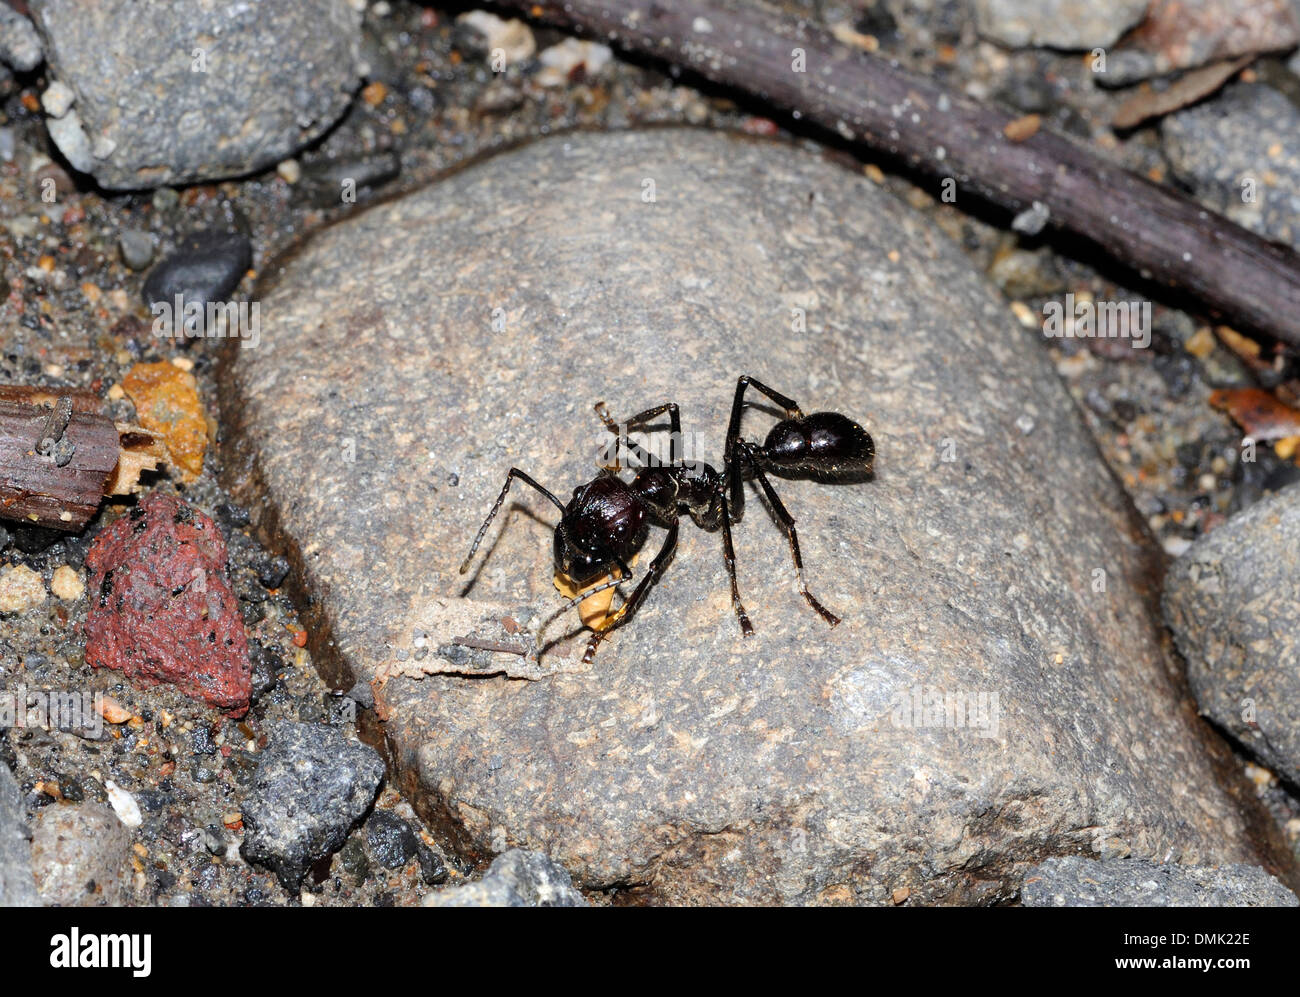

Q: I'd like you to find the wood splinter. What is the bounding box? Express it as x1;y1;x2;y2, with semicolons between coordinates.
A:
0;386;165;532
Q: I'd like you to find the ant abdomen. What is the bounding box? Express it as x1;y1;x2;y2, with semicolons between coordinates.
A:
762;412;875;480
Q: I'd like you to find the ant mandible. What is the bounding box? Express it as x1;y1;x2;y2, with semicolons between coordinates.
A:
459;376;875;664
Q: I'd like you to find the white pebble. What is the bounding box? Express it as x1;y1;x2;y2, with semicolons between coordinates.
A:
104;779;143;828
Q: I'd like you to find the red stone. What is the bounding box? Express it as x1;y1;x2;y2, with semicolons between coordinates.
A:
85;493;251;717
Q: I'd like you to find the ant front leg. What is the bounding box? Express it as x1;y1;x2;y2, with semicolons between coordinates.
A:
741;443;841;628
459;467;566;575
594;400;684;467
719;489;755;637
583;517;679;664
724;376;804;518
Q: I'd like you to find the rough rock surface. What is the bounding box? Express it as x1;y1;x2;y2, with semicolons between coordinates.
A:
423;849;587;907
1021;855;1299;907
85;493;252;716
28;0;361;189
1107;0;1299;85
221;129;1283;905
239;722;385;892
1163;83;1300;251
0;764;37;906
30;803;133;906
0;3;42;72
974;0;1148;50
1163;486;1300;785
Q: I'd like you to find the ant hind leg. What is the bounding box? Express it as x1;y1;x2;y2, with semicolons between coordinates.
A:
746;456;841;628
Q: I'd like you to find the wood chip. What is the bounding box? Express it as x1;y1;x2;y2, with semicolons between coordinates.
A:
1209;387;1300;441
1112;56;1253;130
1003;114;1041;143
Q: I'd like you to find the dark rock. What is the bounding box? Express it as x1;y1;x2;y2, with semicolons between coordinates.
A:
239;722;384;892
141;230;253;322
365;810;419;869
1022;856;1298;907
253;552;290;590
300;151;401;208
423;849;585;907
248;641;281;701
363;809;444;883
221;129;1275;905
29;802;132;906
191;724;218;756
12;524;61;554
29;0;362;188
0;764;37;906
84;493;252;717
1164;485;1300;785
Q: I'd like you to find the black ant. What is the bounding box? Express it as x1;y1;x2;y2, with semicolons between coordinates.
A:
459;376;875;663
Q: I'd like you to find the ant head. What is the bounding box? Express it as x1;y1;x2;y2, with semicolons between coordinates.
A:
553;521;613;587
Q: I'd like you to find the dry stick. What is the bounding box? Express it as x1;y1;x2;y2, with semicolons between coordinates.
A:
509;0;1300;348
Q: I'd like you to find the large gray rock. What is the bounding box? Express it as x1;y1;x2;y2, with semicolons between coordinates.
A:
974;0;1148;49
1164;486;1300;785
30;803;132;906
0;765;37;906
1022;855;1299;907
29;0;361;189
1163;83;1300;251
423;849;587;907
220;129;1284;905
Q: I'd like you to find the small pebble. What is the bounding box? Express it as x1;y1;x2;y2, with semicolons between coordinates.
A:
0;563;46;613
118;229;155;271
50;564;84;601
104;778;144;828
41;81;76;118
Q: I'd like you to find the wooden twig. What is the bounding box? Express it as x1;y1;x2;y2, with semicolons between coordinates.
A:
504;0;1300;348
0;390;163;531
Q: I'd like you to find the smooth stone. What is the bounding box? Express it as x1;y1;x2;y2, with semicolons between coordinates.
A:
1022;855;1299;907
220;129;1285;905
422;849;586;907
0;765;37;906
239;721;385;892
118;229;155;272
141;231;252;314
30;802;133;906
29;0;361;189
1163;485;1300;785
974;0;1148;49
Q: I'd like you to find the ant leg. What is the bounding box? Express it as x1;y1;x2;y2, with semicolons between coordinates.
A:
459;468;565;575
725;376;802;517
719;490;755;637
594;401;683;467
583;518;679;664
744;450;841;628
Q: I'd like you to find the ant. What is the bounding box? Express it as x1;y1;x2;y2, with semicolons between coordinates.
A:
459;376;874;664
